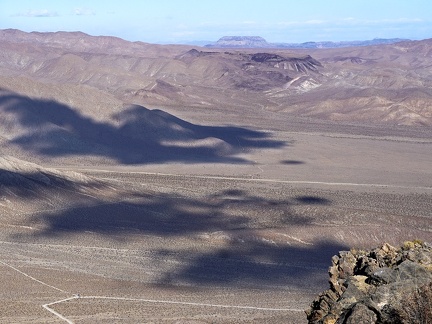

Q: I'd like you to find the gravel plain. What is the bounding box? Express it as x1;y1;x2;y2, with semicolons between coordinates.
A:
1;118;431;323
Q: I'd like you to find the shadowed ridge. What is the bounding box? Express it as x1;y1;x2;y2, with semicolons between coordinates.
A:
116;105;281;146
0;155;103;199
0;91;286;164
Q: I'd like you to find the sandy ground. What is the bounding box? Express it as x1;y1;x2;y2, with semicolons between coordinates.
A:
1;112;431;323
1;32;432;322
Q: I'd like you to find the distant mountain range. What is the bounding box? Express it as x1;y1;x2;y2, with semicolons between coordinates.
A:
1;28;432;126
205;36;410;49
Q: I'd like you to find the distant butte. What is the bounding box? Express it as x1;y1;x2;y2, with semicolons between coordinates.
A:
206;35;410;48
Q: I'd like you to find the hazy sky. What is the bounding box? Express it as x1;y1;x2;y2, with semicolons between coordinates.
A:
1;0;431;44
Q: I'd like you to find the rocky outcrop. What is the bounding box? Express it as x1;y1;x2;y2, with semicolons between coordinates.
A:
306;241;432;323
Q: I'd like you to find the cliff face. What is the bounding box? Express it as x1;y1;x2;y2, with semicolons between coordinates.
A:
306;242;432;323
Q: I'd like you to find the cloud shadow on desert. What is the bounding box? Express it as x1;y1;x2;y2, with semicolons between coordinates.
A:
281;159;305;165
157;239;348;289
16;187;347;289
22;189;312;237
0;92;286;164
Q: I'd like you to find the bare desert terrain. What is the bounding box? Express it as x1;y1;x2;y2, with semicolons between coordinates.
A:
0;30;431;323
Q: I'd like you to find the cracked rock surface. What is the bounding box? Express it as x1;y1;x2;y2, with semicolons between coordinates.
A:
306;241;432;323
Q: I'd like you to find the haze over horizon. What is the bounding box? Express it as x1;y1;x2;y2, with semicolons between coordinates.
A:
1;1;432;323
1;0;432;44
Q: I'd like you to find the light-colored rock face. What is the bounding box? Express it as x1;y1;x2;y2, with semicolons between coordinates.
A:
306;242;432;323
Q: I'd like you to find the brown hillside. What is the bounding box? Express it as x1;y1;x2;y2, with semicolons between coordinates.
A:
2;29;431;126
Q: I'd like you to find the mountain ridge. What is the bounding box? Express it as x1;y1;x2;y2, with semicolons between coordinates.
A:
206;35;410;48
1;29;432;127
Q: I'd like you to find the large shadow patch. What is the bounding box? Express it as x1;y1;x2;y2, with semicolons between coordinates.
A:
0;90;286;164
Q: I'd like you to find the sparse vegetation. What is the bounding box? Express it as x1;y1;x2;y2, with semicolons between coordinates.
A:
393;282;432;324
402;239;424;250
0;29;431;323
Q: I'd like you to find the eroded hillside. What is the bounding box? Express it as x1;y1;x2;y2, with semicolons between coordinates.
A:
1;29;431;126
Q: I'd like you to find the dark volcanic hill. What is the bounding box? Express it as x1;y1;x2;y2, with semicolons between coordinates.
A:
0;28;432;128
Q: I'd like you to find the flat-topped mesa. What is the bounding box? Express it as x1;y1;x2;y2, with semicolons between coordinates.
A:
210;36;271;48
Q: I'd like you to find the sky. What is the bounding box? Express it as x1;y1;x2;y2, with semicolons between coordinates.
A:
1;0;432;44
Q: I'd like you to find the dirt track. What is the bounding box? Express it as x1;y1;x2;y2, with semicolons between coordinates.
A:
1;103;431;323
0;112;432;323
1;30;432;322
1;151;431;322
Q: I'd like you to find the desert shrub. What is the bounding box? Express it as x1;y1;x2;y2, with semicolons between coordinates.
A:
394;281;432;324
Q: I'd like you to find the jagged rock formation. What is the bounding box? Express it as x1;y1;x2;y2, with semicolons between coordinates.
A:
306;242;432;323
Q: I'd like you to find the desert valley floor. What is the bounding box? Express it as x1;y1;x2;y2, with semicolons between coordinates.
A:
1;29;432;323
1;105;431;323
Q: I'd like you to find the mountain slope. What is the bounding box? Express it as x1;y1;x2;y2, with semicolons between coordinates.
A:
0;29;432;126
